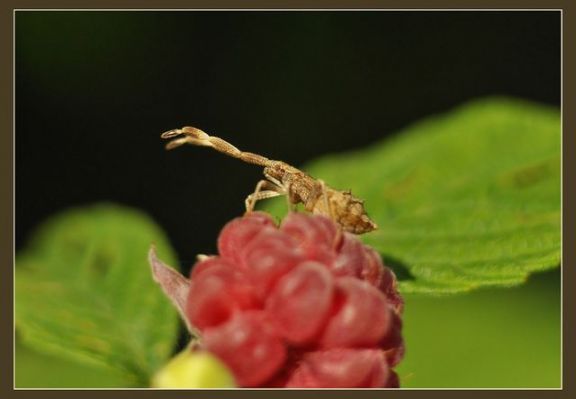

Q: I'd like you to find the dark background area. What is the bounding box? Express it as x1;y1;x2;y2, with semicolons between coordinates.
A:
16;11;560;269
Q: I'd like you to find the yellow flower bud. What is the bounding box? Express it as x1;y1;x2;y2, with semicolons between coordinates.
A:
152;349;236;388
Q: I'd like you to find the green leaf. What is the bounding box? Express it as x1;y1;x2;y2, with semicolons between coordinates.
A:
16;203;180;386
265;98;561;294
16;342;127;388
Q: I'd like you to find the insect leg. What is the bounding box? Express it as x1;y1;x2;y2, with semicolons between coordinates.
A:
262;170;284;189
283;181;297;211
317;179;344;246
245;180;285;212
264;170;299;212
318;179;336;221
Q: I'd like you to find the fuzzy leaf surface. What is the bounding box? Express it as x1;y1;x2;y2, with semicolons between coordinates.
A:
266;98;561;294
16;204;180;385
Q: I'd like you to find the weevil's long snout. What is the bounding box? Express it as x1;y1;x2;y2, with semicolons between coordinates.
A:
162;126;210;140
161;127;214;150
161;128;190;150
160;129;184;139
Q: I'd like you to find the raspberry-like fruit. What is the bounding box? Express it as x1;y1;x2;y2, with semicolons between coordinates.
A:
185;211;404;388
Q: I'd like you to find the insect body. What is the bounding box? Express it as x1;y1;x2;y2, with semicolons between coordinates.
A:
161;126;377;234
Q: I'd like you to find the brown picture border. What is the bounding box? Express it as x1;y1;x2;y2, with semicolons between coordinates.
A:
2;1;573;398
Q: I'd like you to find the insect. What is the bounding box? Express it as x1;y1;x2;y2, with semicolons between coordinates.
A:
161;126;378;234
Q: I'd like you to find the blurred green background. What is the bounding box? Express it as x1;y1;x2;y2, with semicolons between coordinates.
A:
398;268;560;388
16;11;560;388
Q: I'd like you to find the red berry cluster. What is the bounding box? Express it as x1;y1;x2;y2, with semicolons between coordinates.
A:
185;212;404;388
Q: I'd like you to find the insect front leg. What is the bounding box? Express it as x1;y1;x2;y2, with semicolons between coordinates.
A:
264;170;301;211
245;179;285;212
262;170;284;190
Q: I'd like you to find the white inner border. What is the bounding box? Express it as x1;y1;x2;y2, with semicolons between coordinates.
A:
12;8;564;391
